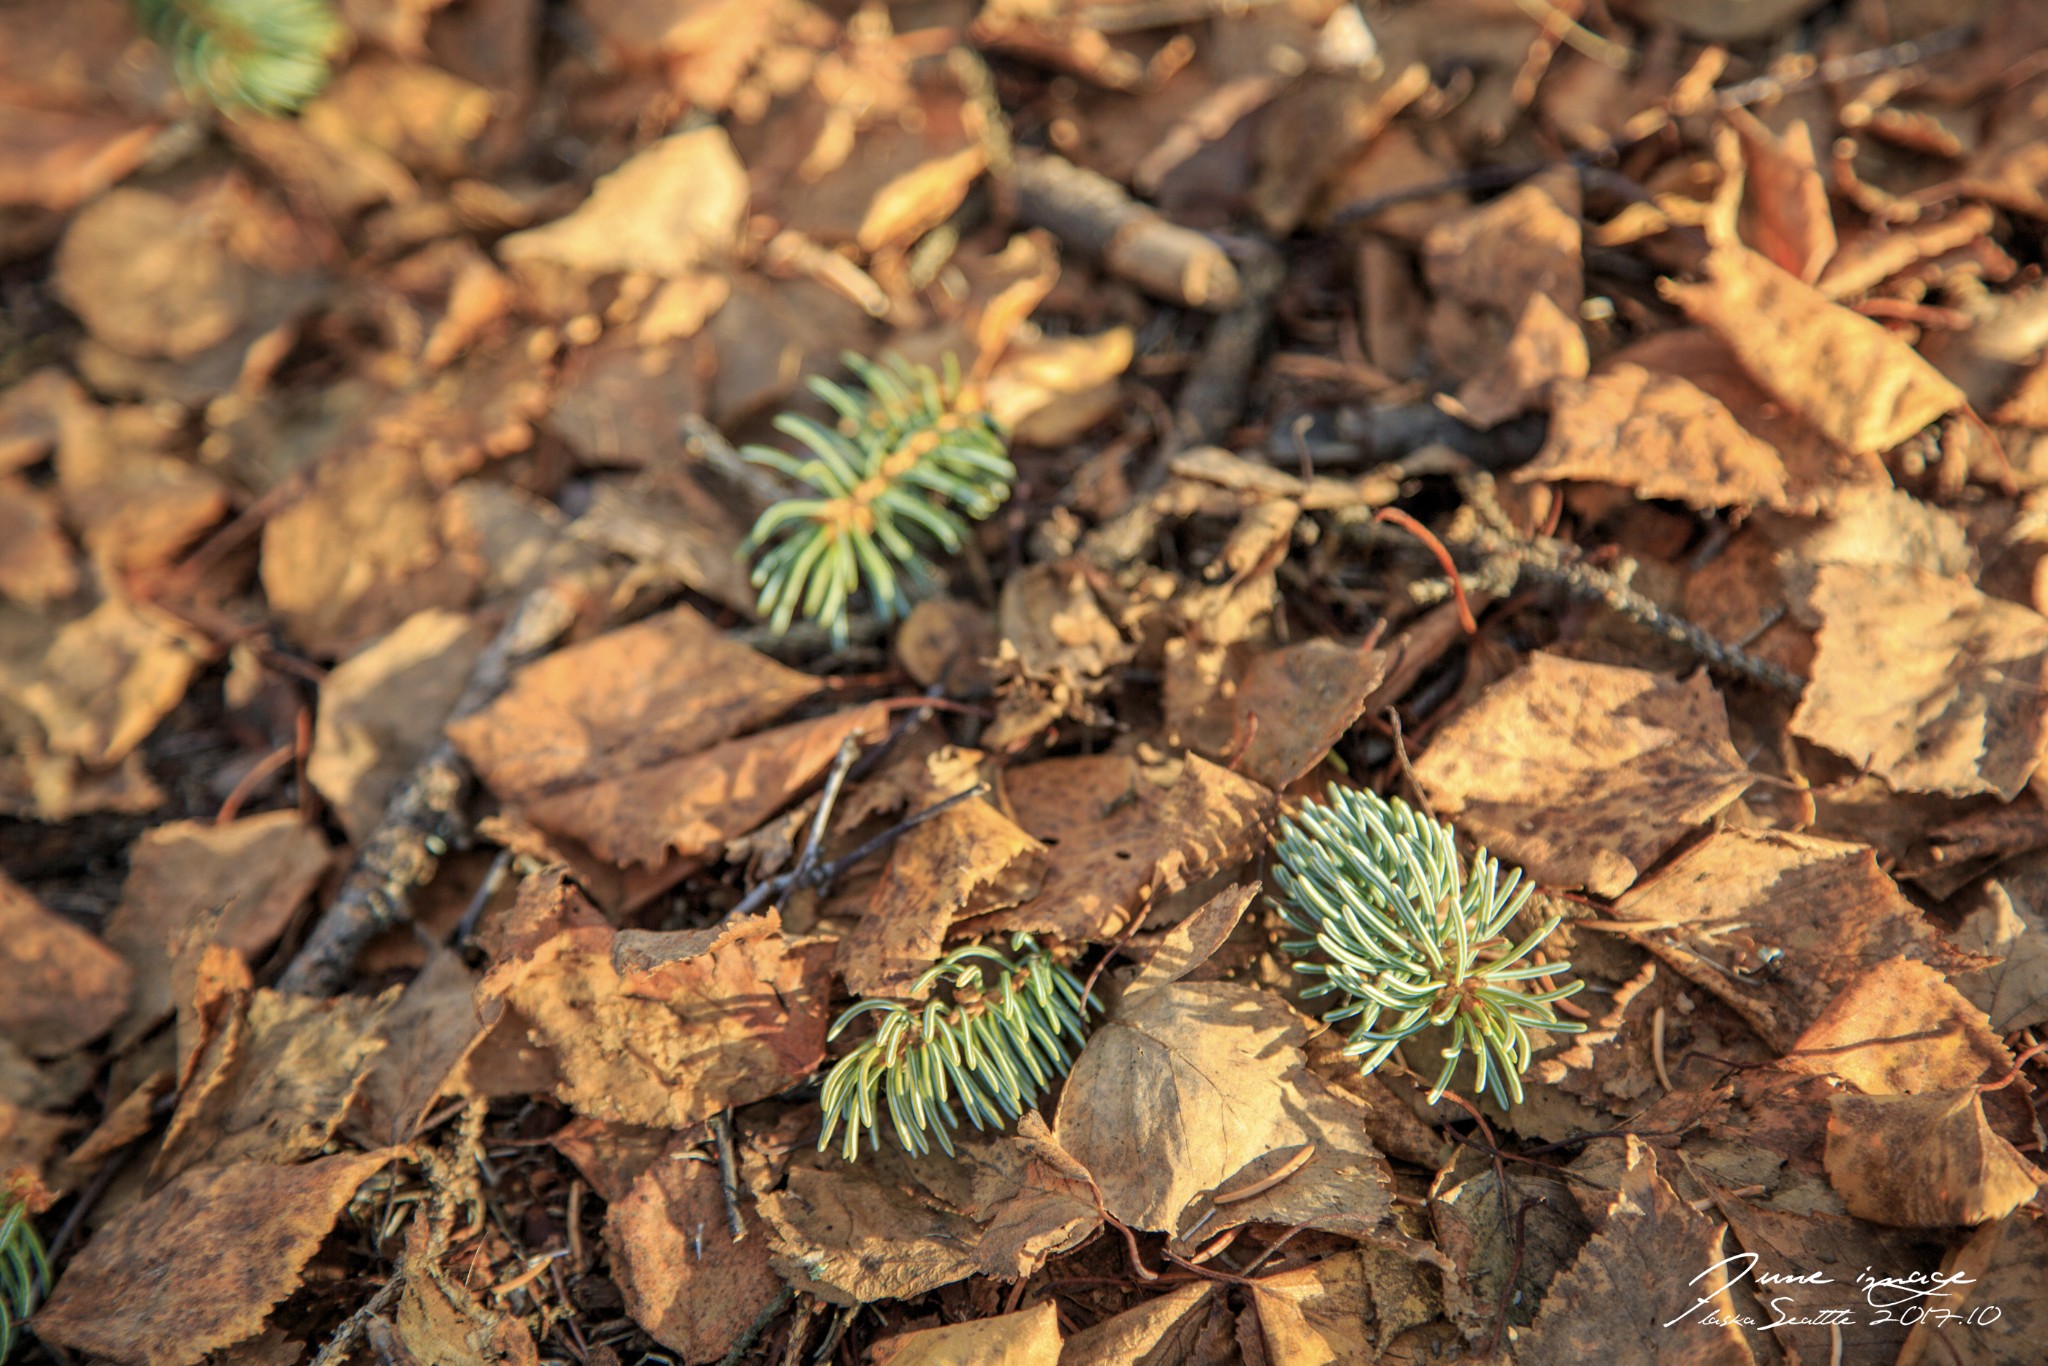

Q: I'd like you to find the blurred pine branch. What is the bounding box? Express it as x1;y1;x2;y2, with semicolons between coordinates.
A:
131;0;346;115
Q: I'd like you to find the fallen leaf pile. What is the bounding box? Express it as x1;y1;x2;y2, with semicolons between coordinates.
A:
5;0;2048;1362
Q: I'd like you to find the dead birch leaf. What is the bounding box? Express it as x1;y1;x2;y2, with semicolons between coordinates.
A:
838;794;1046;996
347;948;487;1146
451;603;819;801
606;1143;782;1363
870;1303;1060;1366
1609;830;1976;1052
517;702;890;867
500;128;749;277
481;909;832;1128
982;330;1135;447
1951;857;2048;1034
976;753;1270;940
1665;245;1965;454
1249;1252;1378;1366
1226;638;1389;790
1825;1089;2043;1227
104;813;331;1048
1792;563;2048;800
1897;1214;2048;1365
1452;291;1589;429
152;987;396;1183
310;609;489;843
17;596;206;767
1059;1283;1213;1366
1054;978;1394;1241
1782;958;2013;1096
857;144;988;254
0;868;129;1057
1520;363;1794;511
1729;110;1835;283
1414;654;1755;897
54;403;229;577
33;1150;398;1366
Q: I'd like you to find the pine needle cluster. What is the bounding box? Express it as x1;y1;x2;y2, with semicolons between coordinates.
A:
745;355;1014;644
818;936;1096;1160
132;0;347;115
1270;785;1586;1108
0;1182;47;1362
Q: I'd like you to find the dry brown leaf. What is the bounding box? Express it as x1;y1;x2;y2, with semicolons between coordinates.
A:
895;598;997;695
1792;563;2048;800
347;948;485;1147
606;1142;783;1363
857;144;988;254
500;128;749;277
548;1115;672;1205
1059;1283;1213;1366
1951;856;2048;1035
481;908;832;1128
1609;830;1978;1052
391;1215;539;1366
16;596;206;767
1782;957;2013;1097
871;1303;1061;1366
517;702;890;867
0;868;129;1057
103;813;331;1047
53;188;252;360
152;987;395;1183
1453;291;1589;429
301;58;491;179
1729;110;1835;283
0;480;79;603
33;1150;398;1366
451;604;819;801
1226;638;1388;791
545;333;706;468
1518;1137;1758;1365
982;330;1135;447
1825;1089;2043;1227
0;367;84;474
310;609;489;842
0;105;159;214
1424;165;1583;321
977;753;1270;940
1054;975;1394;1242
1249;1252;1381;1366
838;792;1046;996
1520;363;1794;511
1897;1214;2048;1365
1665;244;1965;454
1414;654;1755;897
54;401;229;576
260;440;477;659
1429;1146;1592;1343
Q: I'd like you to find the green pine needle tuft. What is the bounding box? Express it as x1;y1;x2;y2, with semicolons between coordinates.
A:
132;0;347;115
0;1184;48;1363
818;935;1097;1161
1270;785;1586;1109
744;354;1014;645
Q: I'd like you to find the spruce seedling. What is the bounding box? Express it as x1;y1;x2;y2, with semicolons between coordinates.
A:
1269;785;1586;1108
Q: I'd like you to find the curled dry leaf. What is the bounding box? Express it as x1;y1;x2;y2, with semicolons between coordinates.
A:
1517;1137;1757;1365
1608;830;1976;1052
33;1149;399;1366
310;608;489;843
499;127;750;278
347;948;487;1147
973;752;1270;941
1519;363;1794;511
104;813;330;1048
1060;1283;1213;1366
152;985;397;1184
1665;244;1964;454
1950;855;2048;1034
606;1142;783;1364
1825;1089;2044;1228
1413;654;1755;897
480;908;832;1128
1196;636;1386;791
1792;563;2048;800
870;1302;1060;1366
0;868;129;1057
517;702;891;868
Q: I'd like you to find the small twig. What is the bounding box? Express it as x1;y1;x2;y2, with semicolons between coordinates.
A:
454;848;514;947
729;780;991;920
719;1286;796;1366
711;1110;747;1244
308;1274;405;1366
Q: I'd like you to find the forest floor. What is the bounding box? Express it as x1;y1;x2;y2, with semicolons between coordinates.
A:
4;0;2048;1362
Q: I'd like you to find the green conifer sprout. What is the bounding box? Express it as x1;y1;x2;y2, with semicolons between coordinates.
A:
132;0;347;115
744;354;1013;645
1270;785;1587;1108
817;936;1096;1161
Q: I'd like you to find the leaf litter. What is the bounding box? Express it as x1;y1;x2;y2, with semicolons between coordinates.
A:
7;2;2048;1363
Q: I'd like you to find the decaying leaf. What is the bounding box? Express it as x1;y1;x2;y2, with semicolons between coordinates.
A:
1781;957;2013;1097
481;905;832;1128
1225;637;1389;790
499;127;750;277
1414;654;1755;897
16;595;207;768
103;813;332;1047
1608;830;1975;1052
606;1141;783;1363
1792;563;2048;800
1665;244;1965;454
1058;1283;1214;1366
1951;855;2048;1035
392;1215;540;1366
33;1150;398;1366
0;868;129;1057
868;1302;1060;1366
1898;1214;2048;1365
1825;1089;2043;1227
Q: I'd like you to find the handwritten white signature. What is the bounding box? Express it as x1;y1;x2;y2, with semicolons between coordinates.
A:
1664;1252;1991;1331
